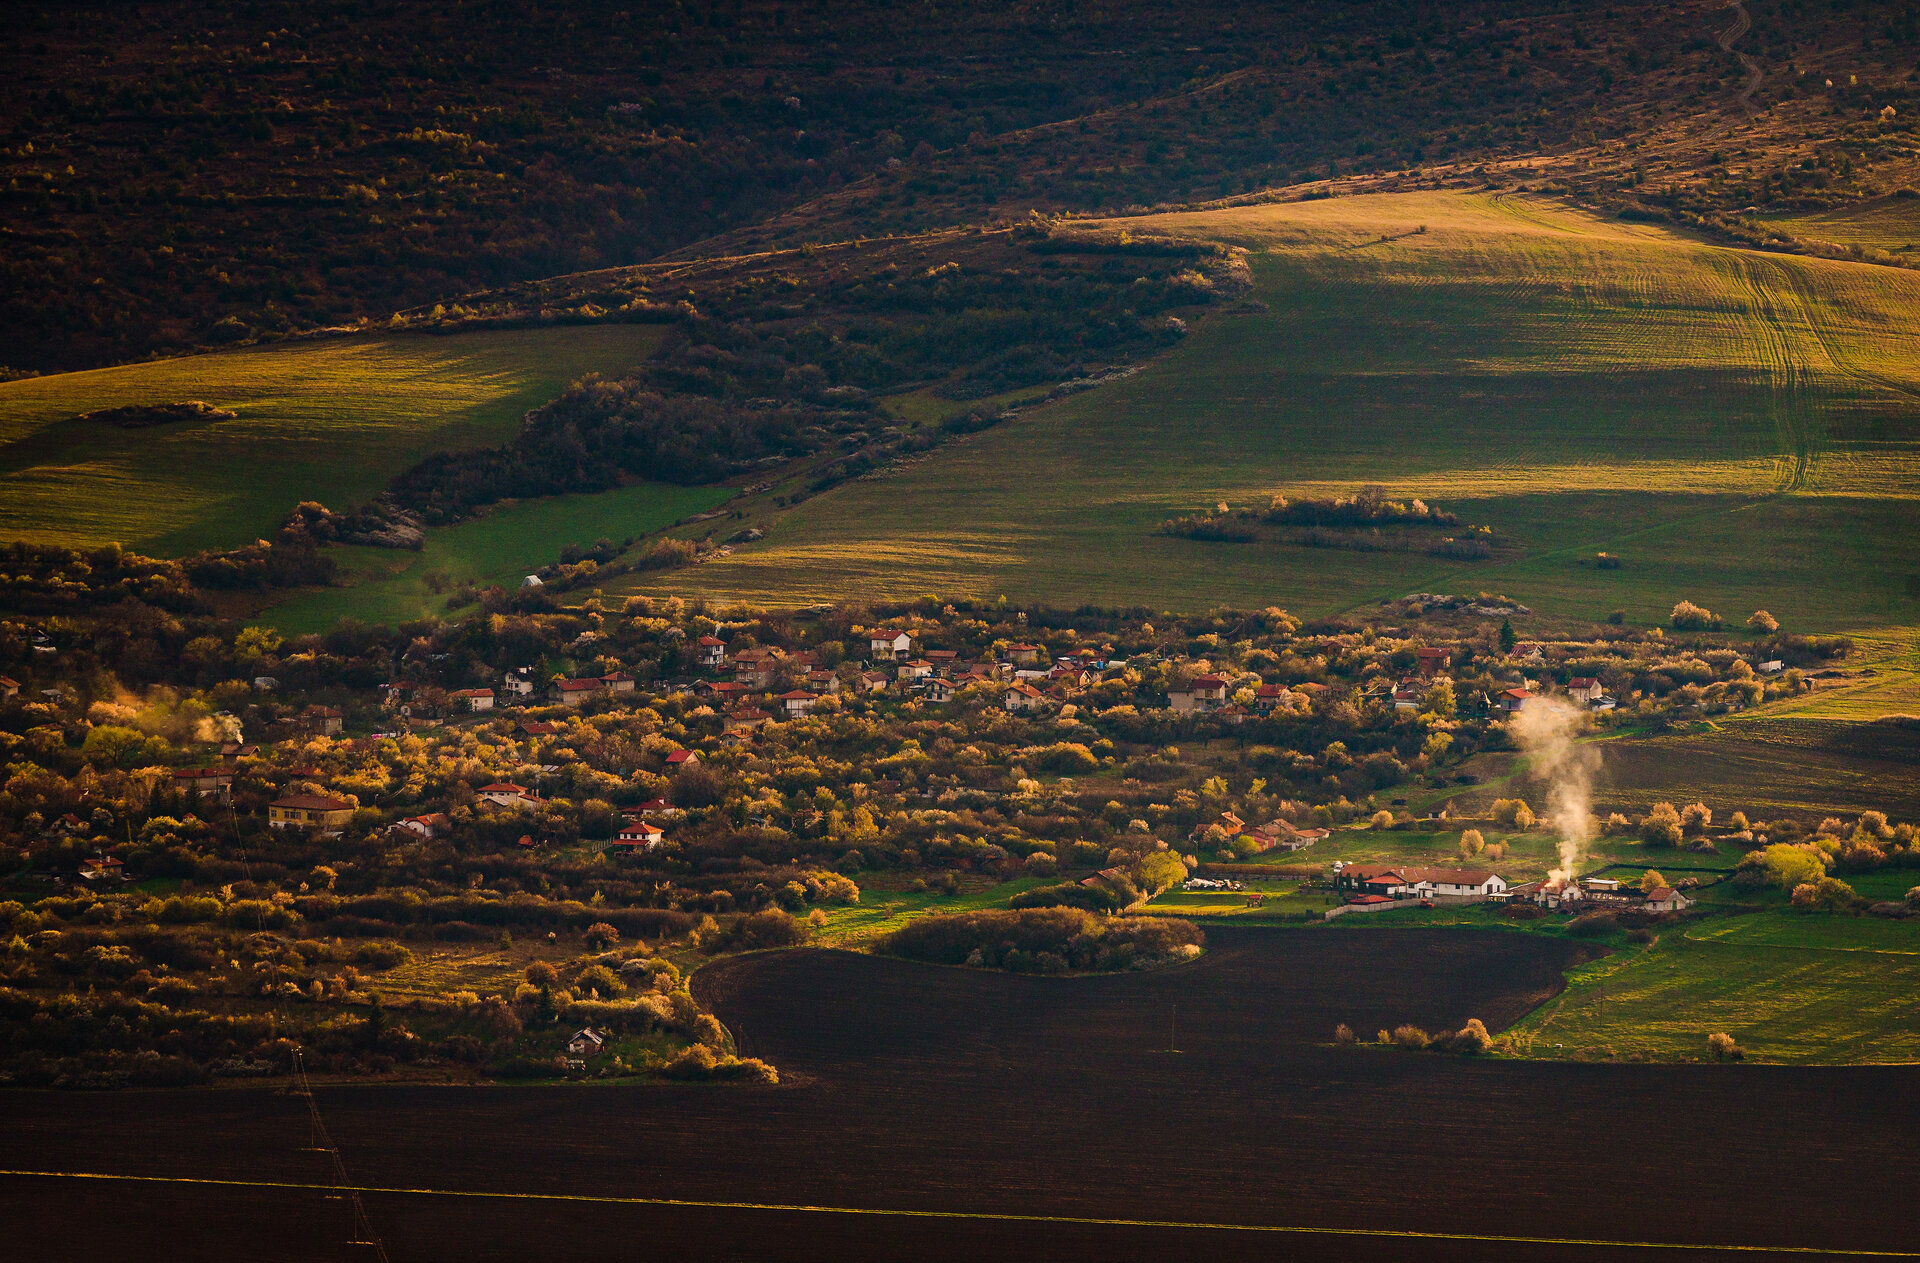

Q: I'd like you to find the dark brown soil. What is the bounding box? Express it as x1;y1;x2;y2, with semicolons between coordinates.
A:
3;927;1916;1261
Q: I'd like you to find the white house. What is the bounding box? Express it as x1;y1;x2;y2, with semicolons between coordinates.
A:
615;821;665;848
1003;681;1049;713
450;688;495;712
1567;677;1603;703
1643;886;1694;913
696;635;728;668
779;689;818;717
869;630;915;660
477;781;538;809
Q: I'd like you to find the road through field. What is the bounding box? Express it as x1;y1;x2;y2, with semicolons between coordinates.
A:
2;928;1917;1261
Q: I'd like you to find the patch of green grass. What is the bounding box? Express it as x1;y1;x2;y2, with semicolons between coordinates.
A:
258;481;730;632
1510;911;1920;1063
651;191;1920;637
811;876;1051;948
0;325;661;555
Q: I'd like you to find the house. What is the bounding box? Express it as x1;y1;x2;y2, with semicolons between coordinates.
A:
0;675;18;699
518;721;560;738
632;798;683;819
705;681;751;706
923;650;960;675
614;821;665;849
1217;704;1250;725
1003;681;1049;713
1248;820;1328;852
1415;647;1451;677
477;781;537;808
501;672;536;698
857;670;891;693
450;688;495;712
1642;886;1694;913
219;743;259;764
1191;810;1244;841
1335;864;1507;899
804;668;841;694
1511;641;1545;661
78;857;127;884
1499;687;1533;713
1168;674;1228;713
779;690;818;717
601;672;636;694
1006;643;1041;666
896;659;933;681
267;794;356;830
554;678;603;706
1391;685;1421;711
733;648;783;689
171;767;233;797
664;749;700;768
566;1028;606;1057
1567;677;1603;703
389;814;448;841
1252;683;1291;714
301;705;344;735
918;678;955;703
869;630;915;660
725;707;773;735
696;635;728;668
1519;877;1586;909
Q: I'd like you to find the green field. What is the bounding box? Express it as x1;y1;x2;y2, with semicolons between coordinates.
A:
257;482;731;633
1510;910;1920;1064
1756;195;1920;254
0;325;661;555
646;191;1920;634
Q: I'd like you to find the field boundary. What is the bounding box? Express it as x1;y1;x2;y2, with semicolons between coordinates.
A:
1;1168;1916;1256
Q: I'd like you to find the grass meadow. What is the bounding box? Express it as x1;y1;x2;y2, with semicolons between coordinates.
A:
257;481;729;633
1509;911;1920;1064
0;324;660;555
651;191;1920;636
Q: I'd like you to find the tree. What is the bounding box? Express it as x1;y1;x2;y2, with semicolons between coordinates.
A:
1423;677;1456;717
1746;610;1779;634
526;961;558;987
1459;828;1486;858
583;922;619;950
1371;809;1396;830
1498;618;1516;652
1638;870;1667;893
1670;601;1719;631
1640;802;1683;847
1452;1018;1493;1054
1707;1031;1744;1061
1790;876;1857;912
1680;802;1712;833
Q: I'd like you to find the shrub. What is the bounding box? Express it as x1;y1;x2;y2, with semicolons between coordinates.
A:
882;908;1202;972
1790;876;1858;913
1334;1023;1356;1045
1746;610;1779;634
1490;798;1533;828
1640;802;1683;848
1567;912;1620;937
1670;601;1721;631
1391;1024;1431;1050
1680;802;1712;833
1459;828;1485;857
526;961;558;987
1707;1031;1745;1061
583;922;620;950
575;964;623;997
1449;1018;1493;1054
732;909;810;950
1370;809;1395;830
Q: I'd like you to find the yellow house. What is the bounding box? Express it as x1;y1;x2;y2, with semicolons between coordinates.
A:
268;794;356;830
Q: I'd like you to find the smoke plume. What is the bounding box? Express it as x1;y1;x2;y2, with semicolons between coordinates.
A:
196;713;243;744
1507;698;1599;883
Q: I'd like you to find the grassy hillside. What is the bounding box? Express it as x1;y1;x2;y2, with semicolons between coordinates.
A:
647;191;1920;632
0;325;660;555
257;481;731;634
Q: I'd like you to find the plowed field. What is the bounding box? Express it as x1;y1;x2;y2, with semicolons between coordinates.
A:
2;928;1916;1261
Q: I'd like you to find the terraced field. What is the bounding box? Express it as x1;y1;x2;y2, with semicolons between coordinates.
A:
0;325;661;555
654;191;1920;632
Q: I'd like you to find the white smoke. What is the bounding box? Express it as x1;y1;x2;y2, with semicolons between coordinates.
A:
196;713;243;744
1508;697;1599;884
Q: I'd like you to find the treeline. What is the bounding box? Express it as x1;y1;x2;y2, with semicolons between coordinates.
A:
882;908;1203;973
1161;491;1494;559
389;233;1231;522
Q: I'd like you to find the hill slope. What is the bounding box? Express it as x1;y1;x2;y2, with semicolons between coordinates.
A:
642;191;1920;629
